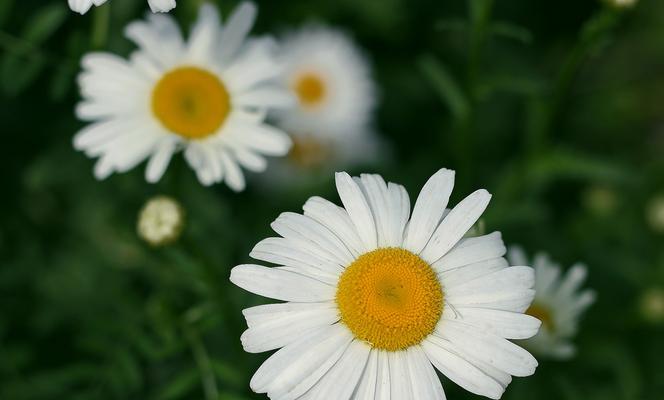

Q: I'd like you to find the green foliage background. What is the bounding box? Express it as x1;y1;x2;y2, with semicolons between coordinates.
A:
1;0;663;399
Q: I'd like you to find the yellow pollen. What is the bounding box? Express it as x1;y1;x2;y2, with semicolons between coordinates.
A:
526;303;555;331
152;67;231;139
336;248;443;351
288;135;331;168
293;73;326;107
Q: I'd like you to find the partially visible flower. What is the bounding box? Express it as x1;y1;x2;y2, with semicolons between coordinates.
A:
639;287;664;324
646;195;664;233
137;195;184;246
69;0;176;15
509;247;596;360
273;26;379;170
582;185;618;217
73;3;293;190
603;0;638;9
232;168;539;399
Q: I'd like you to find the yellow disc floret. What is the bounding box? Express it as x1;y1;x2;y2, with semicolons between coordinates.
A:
336;248;443;351
526;303;555;331
293;72;326;107
152;67;231;140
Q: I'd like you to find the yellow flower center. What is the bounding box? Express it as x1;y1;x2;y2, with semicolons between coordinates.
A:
152;67;231;140
526;303;554;331
288;135;331;168
336;248;443;351
293;72;326;107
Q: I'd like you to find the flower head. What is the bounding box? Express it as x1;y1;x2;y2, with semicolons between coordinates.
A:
73;2;293;190
231;169;540;399
69;0;176;14
273;26;379;170
640;287;664;324
137;195;184;246
646;195;664;233
508;247;596;360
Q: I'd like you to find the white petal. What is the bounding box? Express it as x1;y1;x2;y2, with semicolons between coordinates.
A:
302;196;366;257
145;138;176;183
218;150;246;191
388;351;413;400
420;189;492;264
187;3;221;62
507;245;528;266
448;287;536;313
406;346;446;400
555;263;588;301
439;257;508;288
359;174;404;248
404;168;455;253
226;118;292;156
251;324;352;397
234;87;295;109
445;266;535;298
375;351;391;400
438;320;538;377
302;340;370;399
147;0;176;13
250;237;341;283
352;350;378;400
388;182;411;246
335;172;377;250
217;2;257;65
443;307;541;340
230;264;335;302
271;212;354;268
434;232;506;272
422;336;504;399
240;303;339;353
124;14;184;68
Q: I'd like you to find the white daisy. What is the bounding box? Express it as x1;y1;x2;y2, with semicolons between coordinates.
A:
231;168;540;399
73;2;293;190
137;195;184;246
69;0;176;15
508;246;596;360
273;26;378;170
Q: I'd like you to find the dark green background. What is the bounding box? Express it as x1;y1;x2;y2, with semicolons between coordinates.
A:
1;0;663;398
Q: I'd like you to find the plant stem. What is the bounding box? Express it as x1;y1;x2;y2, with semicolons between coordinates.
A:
91;2;110;49
183;324;219;400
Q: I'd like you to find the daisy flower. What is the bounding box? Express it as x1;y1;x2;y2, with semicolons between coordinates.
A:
231;168;540;399
73;2;293;190
508;246;596;360
273;26;379;170
137;195;184;246
69;0;176;15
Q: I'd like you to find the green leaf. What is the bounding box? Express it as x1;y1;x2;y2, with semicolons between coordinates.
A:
419;55;469;121
490;21;533;44
157;370;199;400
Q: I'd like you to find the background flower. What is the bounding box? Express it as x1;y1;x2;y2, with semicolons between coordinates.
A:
1;0;663;399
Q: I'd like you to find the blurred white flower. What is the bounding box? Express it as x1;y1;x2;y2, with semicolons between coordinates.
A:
639;287;664;324
509;247;596;360
646;195;664;233
73;3;293;190
137;195;184;246
69;0;176;14
232;169;540;399
604;0;638;8
273;26;379;170
582;185;618;217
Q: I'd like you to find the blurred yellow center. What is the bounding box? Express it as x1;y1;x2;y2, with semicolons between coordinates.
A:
293;73;326;106
526;303;554;331
288;135;331;168
336;248;443;351
152;67;230;139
